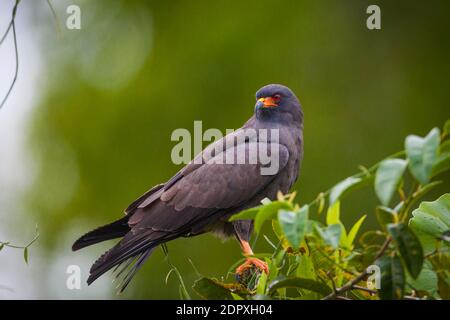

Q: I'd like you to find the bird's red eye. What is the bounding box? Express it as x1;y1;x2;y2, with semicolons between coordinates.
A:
273;94;281;101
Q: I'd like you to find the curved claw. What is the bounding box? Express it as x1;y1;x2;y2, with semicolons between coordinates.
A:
236;257;269;275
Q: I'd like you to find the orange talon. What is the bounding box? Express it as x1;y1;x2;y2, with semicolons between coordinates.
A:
235;239;269;275
236;257;269;275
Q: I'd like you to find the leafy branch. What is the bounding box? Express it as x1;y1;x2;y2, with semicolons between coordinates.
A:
191;119;450;300
0;225;39;264
322;237;391;300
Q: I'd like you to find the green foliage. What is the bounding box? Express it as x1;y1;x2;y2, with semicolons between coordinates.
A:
377;255;405;300
316;224;342;249
376;206;398;229
409;194;450;255
19;0;450;299
405;128;440;184
445;120;450;137
268;277;332;296
329;177;370;205
375;159;408;206
387;223;423;278
0;226;39;265
192;278;249;300
192;121;450;300
278;206;309;249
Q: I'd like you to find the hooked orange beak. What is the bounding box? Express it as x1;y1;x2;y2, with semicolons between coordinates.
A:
258;97;278;107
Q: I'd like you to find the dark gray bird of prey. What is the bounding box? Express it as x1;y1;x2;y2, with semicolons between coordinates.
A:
72;84;304;291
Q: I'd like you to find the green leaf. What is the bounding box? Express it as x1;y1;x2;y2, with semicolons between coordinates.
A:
23;247;28;264
376;206;397;229
374;159;408;206
410;227;438;256
317;192;325;214
179;285;190;300
192;278;249;300
405;127;440;184
231;293;244;300
315;224;342;249
324;202;348;248
271;220;284;241
295;255;316;280
266;258;279;285
413;194;450;227
432;139;450;177
254;201;292;233
359;230;387;248
278;205;309;248
326;201;340;226
429;252;450;299
346;214;367;248
165;263;191;300
410;212;448;238
412;181;443;204
441;139;450;153
256;271;268;295
229;206;262;221
193;278;232;299
432;152;450;177
409;194;450;244
329;176;368;205
406;261;438;296
268;277;332;296
438;276;450;299
376;255;405;300
387;223;424;278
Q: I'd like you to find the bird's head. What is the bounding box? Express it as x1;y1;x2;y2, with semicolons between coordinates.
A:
254;84;302;124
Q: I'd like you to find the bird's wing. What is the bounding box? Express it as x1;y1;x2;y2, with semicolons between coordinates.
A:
88;137;290;288
123;129;249;212
128;139;290;230
124;183;164;215
162;143;289;210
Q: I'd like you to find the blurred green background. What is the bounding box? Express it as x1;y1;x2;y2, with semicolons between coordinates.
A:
2;0;449;299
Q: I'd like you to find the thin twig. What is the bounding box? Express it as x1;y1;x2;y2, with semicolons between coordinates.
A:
401;181;442;221
315;246;358;276
0;226;39;250
352;285;377;294
424;247;450;259
0;22;13;45
0;0;19;45
161;244;191;300
322;237;391;300
0;0;21;110
46;0;62;39
403;295;421;300
335;295;352;300
326;271;338;294
307;150;406;208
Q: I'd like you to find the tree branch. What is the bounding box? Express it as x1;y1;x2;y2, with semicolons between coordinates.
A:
0;0;21;110
322;237;391;300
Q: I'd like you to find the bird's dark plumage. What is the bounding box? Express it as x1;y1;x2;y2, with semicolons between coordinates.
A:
73;84;304;291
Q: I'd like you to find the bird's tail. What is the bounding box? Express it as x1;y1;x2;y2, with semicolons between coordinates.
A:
72;216;130;251
86;230;176;292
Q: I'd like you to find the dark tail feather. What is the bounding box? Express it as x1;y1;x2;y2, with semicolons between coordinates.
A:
114;248;155;293
86;241;155;286
72;216;130;251
86;230;172;286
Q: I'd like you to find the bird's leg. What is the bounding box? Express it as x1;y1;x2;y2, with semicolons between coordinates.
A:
235;240;269;274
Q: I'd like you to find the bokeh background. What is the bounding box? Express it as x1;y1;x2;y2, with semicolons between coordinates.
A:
0;0;449;299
